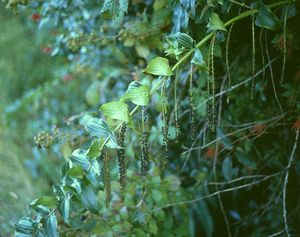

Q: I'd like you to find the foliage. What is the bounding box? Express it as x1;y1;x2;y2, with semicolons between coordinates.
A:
1;0;300;236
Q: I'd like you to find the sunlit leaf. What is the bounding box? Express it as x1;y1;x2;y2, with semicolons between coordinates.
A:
121;84;150;106
143;57;173;76
87;139;101;158
66;166;83;179
30;196;57;209
100;101;130;122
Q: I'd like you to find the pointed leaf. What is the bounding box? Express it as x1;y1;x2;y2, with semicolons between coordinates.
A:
43;213;58;237
80;184;99;213
207;13;227;32
66;166;83;179
255;5;280;30
222;157;232;181
15;218;35;235
30;196;57;209
143;57;173;76
191;48;207;68
87;139;101;158
121;84;150;106
85;118;120;148
100;101;129;122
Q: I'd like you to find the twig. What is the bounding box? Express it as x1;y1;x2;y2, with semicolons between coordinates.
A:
213;70;232;237
282;129;299;237
133;172;281;222
179;57;278;119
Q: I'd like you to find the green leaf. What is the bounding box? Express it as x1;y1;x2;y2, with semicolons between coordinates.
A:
100;101;130;122
43;212;58;237
100;0;128;19
66;166;83;179
53;186;70;224
207;13;227;32
30;196;57;209
15;218;35;235
85;81;101;106
165;32;194;58
70;149;90;170
166;32;193;48
87;139;101;158
191;48;207;68
143;57;173;76
163;175;181;191
80;184;99;213
121;83;150;106
85;118;120;148
222;157;232;181
255;5;280;30
70;149;101;187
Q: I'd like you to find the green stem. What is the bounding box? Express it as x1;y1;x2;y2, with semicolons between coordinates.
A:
172;0;294;72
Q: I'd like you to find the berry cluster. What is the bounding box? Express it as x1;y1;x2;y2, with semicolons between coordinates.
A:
33;131;53;149
67;32;98;52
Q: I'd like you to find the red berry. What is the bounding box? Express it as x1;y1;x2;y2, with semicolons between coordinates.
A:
42;47;52;54
31;13;41;22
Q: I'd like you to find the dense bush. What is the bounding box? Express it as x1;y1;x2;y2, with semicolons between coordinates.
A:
1;0;299;236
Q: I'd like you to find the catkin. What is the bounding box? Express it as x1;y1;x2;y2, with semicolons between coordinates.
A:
174;70;180;139
259;28;266;85
189;64;195;139
226;23;234;103
161;79;169;169
281;6;289;84
140;107;150;176
251;14;256;100
103;149;111;208
118;123;127;190
210;33;217;132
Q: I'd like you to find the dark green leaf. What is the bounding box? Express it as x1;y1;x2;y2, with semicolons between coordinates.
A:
80;184;99;213
85;118;120;149
15;218;35;235
100;0;128;19
191;48;207;68
207;13;227;32
222;157;232;181
255;5;280;30
43;212;58;237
